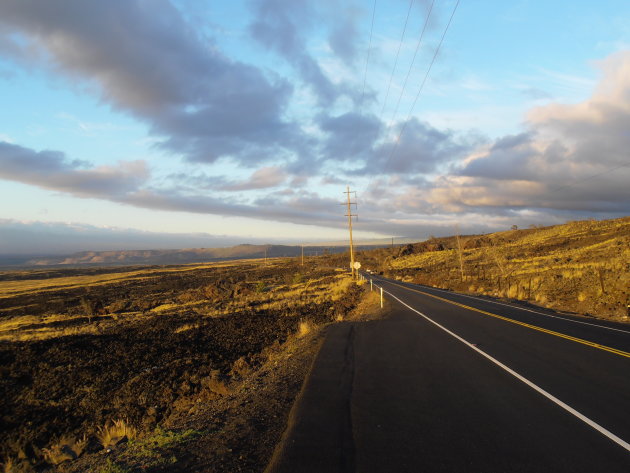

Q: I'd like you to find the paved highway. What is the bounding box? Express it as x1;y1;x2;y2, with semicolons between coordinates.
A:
267;274;630;473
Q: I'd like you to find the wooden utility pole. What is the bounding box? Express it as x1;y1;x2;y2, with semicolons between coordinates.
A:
344;186;358;280
301;245;304;266
455;226;464;281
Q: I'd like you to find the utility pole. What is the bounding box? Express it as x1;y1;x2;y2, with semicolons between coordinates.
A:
343;186;358;280
301;245;304;266
264;247;268;265
455;225;464;281
391;236;394;249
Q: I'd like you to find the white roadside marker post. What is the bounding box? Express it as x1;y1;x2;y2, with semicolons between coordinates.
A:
380;287;383;308
370;279;373;291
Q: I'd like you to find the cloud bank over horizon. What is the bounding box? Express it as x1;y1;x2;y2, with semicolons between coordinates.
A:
0;0;628;253
0;219;285;255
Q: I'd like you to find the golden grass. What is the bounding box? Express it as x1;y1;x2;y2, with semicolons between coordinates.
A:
1;457;16;473
42;435;87;465
0;312;139;342
98;419;137;449
390;217;630;317
1;267;357;342
0;260;272;299
297;320;314;337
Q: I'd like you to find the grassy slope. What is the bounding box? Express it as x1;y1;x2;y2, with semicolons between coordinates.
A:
360;217;629;320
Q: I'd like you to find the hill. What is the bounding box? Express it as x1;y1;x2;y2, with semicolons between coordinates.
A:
353;217;629;320
1;243;392;268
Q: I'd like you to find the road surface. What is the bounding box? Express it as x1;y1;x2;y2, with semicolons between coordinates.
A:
266;274;630;473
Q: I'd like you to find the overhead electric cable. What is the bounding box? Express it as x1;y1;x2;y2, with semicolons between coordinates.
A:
546;162;630;195
360;0;437;200
386;0;435;129
380;0;415;116
383;0;460;172
360;0;377;109
360;0;447;199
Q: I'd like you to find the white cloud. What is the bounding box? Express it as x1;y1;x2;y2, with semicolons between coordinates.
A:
427;51;630;216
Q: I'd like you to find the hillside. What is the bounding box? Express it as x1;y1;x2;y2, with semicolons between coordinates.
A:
355;217;630;320
4;244;389;268
19;245;311;266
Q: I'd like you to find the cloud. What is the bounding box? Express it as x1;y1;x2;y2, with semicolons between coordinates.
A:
248;0;364;107
318;112;383;160
520;87;552;100
350;118;477;175
0;141;148;198
219;166;288;191
0;141;349;230
327;13;360;65
0;0;302;164
0;219;274;255
431;51;630;215
1;2;628;240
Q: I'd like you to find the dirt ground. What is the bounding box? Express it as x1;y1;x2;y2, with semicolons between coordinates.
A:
0;260;367;472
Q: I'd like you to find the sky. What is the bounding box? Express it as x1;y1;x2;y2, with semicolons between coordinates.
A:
1;0;629;254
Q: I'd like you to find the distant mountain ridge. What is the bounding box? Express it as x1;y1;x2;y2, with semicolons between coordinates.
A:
6;243;391;267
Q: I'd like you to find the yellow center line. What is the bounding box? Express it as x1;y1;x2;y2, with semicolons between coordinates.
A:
383;279;630;359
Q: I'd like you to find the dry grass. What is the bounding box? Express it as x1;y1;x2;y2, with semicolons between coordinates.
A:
297;320;314;338
0;261;257;299
1;458;16;473
42;435;88;465
98;420;137;449
0;313;113;342
389;217;630;318
0;267;355;343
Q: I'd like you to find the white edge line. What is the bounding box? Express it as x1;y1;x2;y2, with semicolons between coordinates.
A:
378;285;630;453
371;274;630;335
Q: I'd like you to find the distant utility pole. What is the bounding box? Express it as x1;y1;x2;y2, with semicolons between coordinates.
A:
301;244;304;266
343;186;358;280
391;236;394;249
455;225;464;281
264;247;268;265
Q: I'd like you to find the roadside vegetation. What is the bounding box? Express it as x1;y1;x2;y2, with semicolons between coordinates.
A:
353;217;629;320
0;259;368;472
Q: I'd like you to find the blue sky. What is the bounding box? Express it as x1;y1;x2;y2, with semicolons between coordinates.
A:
1;0;629;253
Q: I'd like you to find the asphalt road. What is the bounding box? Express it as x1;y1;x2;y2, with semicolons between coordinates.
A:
266;274;630;473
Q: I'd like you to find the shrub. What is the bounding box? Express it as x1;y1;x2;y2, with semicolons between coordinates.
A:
1;457;16;473
98;419;137;449
42;435;87;465
297;320;314;338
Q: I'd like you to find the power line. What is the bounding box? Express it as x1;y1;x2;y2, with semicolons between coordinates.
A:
386;0;435;131
382;0;460;173
546;162;630;195
360;0;438;200
380;0;415;116
360;0;377;110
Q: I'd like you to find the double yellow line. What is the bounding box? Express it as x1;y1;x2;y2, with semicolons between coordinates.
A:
385;280;630;359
